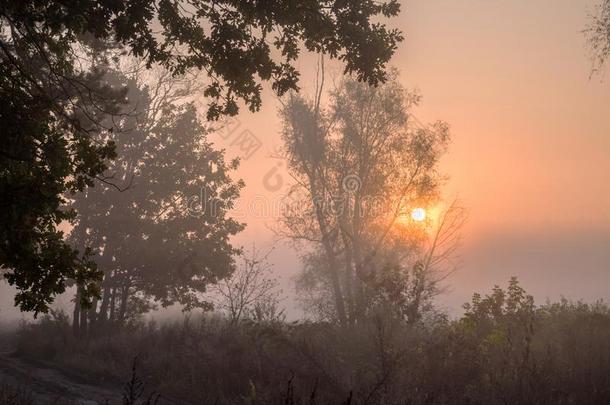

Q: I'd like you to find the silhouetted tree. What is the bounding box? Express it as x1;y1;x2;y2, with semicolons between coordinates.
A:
69;66;243;335
279;70;451;324
0;38;124;314
211;246;282;324
0;0;403;314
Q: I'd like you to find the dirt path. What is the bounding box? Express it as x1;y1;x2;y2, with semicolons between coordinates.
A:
0;351;122;404
0;331;192;405
0;351;193;404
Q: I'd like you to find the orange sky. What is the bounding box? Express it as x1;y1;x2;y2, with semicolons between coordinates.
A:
401;0;610;232
222;0;610;229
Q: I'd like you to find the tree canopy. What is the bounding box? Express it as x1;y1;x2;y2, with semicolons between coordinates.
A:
0;0;402;313
69;65;243;333
278;72;453;324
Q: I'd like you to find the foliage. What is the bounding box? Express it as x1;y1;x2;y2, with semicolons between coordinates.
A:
2;0;403;119
14;279;610;404
279;70;453;324
68;65;244;332
0;35;122;313
0;0;401;314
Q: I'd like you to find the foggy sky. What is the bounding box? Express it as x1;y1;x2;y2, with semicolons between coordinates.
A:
223;0;610;315
1;0;609;323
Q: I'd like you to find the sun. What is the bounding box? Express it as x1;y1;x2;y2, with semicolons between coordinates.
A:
411;207;426;222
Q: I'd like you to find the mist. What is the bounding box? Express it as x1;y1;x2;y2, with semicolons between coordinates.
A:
1;1;609;404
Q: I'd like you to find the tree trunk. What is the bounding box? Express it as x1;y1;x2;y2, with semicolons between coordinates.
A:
87;297;98;334
316;213;347;324
351;191;367;323
98;284;111;324
327;256;347;324
341;232;356;324
118;284;130;324
352;244;367;322
97;271;115;325
406;263;426;325
79;297;88;338
72;288;81;338
108;287;116;323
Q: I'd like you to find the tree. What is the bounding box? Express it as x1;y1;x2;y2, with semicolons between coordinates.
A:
459;278;538;404
0;38;124;314
69;65;243;335
279;70;451;324
211;246;282;324
0;0;403;314
361;199;466;325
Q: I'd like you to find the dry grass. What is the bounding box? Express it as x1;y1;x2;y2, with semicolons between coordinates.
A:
11;287;610;405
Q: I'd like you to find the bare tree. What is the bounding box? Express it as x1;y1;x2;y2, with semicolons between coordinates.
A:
402;199;468;324
211;247;282;324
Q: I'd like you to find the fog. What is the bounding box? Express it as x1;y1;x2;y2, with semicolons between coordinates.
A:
1;1;609;404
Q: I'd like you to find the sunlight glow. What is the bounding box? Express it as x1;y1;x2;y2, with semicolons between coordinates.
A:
411;208;426;222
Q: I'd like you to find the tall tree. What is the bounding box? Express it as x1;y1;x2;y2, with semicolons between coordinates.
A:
0;39;124;314
69;66;243;335
279;71;452;324
0;0;402;313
